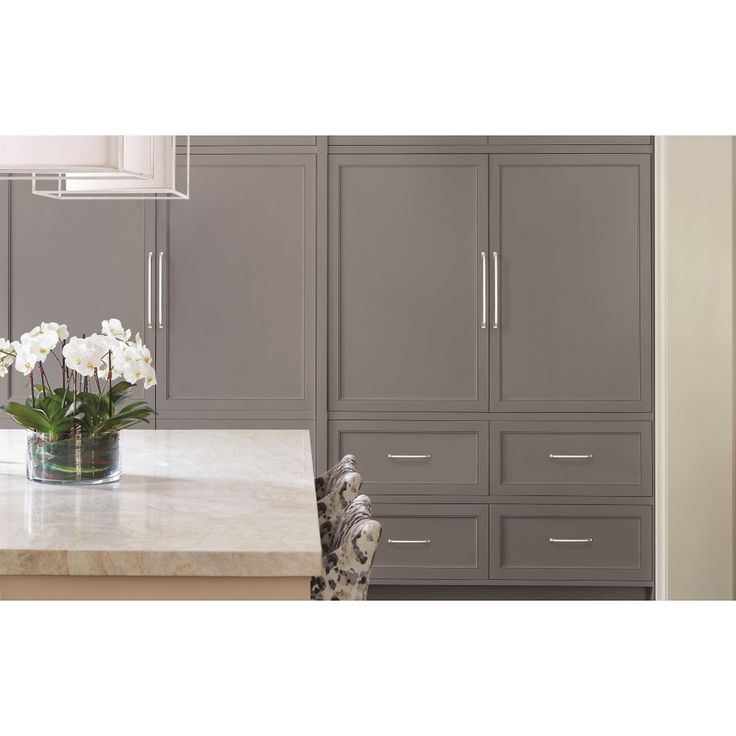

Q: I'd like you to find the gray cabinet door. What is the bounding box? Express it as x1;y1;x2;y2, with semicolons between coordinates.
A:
491;420;653;496
329;155;489;412
155;154;316;420
490;504;653;582
0;182;151;415
372;503;490;580
329;420;489;496
490;154;652;412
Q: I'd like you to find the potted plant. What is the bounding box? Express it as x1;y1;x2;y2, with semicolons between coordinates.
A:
0;319;156;484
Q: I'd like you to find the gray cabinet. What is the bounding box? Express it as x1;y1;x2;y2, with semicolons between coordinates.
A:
329;154;489;412
490;504;653;581
0;181;151;415
330;420;489;496
372;503;490;580
155;154;316;421
0;137;655;596
491;421;653;497
490;153;652;412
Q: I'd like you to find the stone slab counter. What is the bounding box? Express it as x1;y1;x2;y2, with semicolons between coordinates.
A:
0;429;321;599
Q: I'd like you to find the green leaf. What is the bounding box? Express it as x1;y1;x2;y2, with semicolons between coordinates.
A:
0;402;54;433
110;381;134;404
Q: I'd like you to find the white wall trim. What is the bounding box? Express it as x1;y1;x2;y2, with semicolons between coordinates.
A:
654;136;668;600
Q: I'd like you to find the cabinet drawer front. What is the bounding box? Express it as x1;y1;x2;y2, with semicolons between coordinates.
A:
330;421;488;495
373;504;489;580
491;421;652;496
491;505;652;581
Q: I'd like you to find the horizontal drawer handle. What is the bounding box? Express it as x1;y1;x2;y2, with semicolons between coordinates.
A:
387;454;431;460
387;539;431;545
549;537;593;544
549;453;593;460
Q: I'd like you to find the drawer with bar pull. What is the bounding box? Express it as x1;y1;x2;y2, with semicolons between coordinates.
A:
491;421;652;496
329;421;489;495
490;504;652;581
372;504;489;580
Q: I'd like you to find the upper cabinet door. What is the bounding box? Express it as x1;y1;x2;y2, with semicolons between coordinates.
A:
329;155;489;412
155;154;316;419
0;182;151;410
490;154;652;412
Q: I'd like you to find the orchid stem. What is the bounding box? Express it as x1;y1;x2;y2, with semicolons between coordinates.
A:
108;350;113;418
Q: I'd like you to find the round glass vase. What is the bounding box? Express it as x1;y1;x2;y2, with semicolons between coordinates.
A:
26;430;122;485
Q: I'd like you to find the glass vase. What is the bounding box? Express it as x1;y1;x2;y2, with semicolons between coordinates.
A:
26;430;122;484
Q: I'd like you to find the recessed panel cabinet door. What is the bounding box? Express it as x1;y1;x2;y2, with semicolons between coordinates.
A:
329;155;489;411
155;155;316;419
0;182;151;416
490;154;652;412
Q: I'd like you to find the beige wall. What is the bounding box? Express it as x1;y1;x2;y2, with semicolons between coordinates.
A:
658;136;734;599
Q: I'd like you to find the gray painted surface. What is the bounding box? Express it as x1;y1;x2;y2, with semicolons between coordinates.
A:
490;153;652;412
368;585;652;600
491;421;652;496
487;136;652;145
372;503;489;580
0;137;655;596
0;181;150;417
329;154;489;411
490;504;653;581
155;154;316;419
328;136;488;146
330;420;489;495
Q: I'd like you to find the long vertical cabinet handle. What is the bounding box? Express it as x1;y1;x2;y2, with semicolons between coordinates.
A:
158;251;165;328
492;251;500;329
147;251;153;328
480;251;488;329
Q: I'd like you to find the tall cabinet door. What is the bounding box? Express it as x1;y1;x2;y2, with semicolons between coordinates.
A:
329;155;489;412
490;154;652;413
155;154;316;421
0;181;151;418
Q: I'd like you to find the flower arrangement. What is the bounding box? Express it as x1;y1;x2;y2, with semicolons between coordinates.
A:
0;319;156;483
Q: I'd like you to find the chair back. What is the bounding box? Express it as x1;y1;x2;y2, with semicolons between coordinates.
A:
311;494;382;601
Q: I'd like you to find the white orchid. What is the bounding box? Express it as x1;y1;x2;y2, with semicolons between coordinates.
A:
101;318;131;342
62;335;111;377
2;318;155;387
20;328;58;363
1;318;156;437
41;322;70;341
0;337;17;377
14;342;39;376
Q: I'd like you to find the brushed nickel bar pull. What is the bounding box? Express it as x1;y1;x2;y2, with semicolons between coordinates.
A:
481;251;488;329
549;453;593;460
147;251;153;328
387;454;431;460
492;251;499;329
158;251;164;328
388;539;431;545
549;538;593;544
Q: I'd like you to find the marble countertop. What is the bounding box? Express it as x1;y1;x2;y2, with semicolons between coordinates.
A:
0;429;322;577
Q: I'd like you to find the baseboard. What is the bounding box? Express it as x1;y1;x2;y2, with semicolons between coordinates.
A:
368;585;654;601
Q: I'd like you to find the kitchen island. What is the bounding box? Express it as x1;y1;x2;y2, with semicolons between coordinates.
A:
0;429;321;600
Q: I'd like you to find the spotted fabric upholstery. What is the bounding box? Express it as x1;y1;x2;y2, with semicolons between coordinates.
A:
314;454;357;500
317;472;362;554
311;494;382;601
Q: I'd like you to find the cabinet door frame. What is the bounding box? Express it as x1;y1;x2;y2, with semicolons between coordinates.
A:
154;153;316;419
490;153;653;413
328;154;490;412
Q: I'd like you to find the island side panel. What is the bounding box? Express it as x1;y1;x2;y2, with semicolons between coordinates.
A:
0;575;310;601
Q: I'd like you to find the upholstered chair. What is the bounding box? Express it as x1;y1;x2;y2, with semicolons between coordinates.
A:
315;455;362;553
311;494;382;601
314;454;357;500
